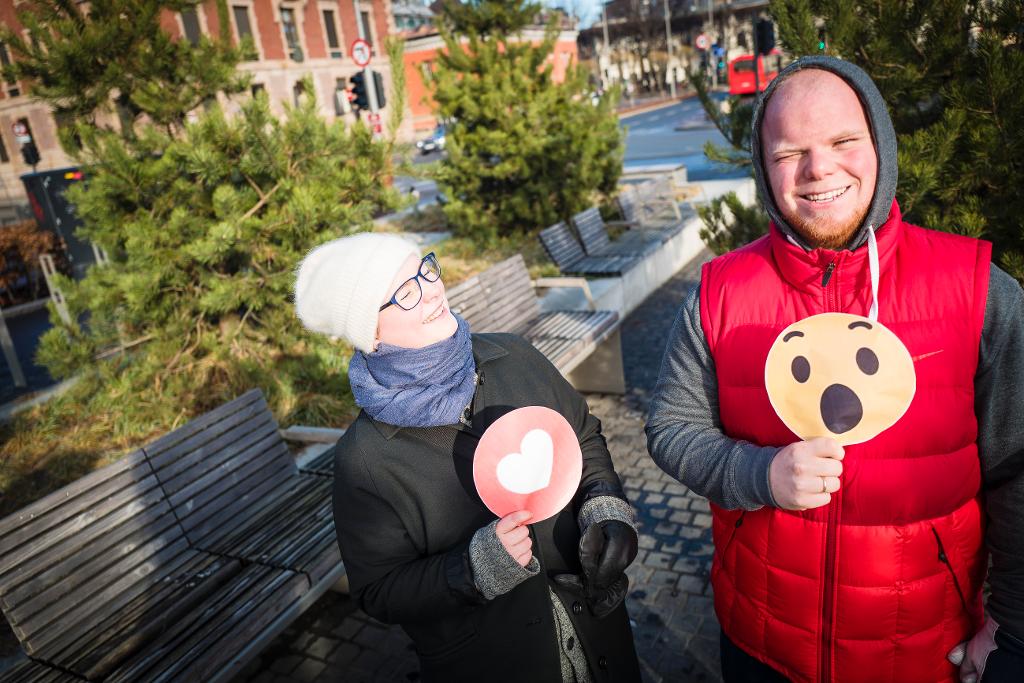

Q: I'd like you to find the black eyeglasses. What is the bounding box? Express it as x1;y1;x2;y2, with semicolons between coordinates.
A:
379;253;442;312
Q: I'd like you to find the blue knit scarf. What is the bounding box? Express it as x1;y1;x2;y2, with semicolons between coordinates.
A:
348;314;476;428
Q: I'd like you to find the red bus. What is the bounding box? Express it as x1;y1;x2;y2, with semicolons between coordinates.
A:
728;50;783;96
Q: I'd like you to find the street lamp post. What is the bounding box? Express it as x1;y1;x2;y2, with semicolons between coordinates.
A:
663;0;675;98
602;2;611;90
707;0;717;87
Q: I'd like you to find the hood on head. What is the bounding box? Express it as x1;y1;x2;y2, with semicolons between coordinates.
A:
750;55;898;252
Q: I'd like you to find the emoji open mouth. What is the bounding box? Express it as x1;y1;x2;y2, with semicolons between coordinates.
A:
820;383;863;434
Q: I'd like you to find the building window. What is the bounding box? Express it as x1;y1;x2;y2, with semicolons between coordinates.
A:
360;10;373;47
280;7;303;61
232;5;253;41
322;9;342;59
0;133;9;163
181;8;202;46
0;42;17;97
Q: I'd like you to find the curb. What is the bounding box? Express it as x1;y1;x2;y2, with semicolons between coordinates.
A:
618;93;696;120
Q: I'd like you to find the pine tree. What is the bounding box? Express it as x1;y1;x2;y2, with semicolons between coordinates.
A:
693;0;1024;283
0;0;251;146
429;0;624;241
0;0;400;471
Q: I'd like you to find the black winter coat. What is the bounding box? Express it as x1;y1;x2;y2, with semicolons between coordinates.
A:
331;333;641;683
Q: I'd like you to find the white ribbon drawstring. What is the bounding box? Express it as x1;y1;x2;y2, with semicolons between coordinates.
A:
867;224;879;321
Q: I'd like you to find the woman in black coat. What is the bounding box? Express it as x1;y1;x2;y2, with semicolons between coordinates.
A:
294;234;641;683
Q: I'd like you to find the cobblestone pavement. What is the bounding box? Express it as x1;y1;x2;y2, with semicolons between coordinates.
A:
236;250;720;683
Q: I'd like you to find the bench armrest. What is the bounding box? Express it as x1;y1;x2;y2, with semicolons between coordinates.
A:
280;425;347;444
531;277;596;310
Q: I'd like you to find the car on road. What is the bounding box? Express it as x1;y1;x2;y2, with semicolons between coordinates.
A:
416;124;447;155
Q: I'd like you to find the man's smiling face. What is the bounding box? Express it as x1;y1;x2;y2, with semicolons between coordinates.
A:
762;69;878;250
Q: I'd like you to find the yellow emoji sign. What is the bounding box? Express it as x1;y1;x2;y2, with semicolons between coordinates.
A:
764;313;916;446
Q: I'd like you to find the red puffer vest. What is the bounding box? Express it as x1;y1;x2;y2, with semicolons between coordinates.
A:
700;201;991;683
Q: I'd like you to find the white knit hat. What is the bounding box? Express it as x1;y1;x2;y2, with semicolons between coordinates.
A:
294;233;420;353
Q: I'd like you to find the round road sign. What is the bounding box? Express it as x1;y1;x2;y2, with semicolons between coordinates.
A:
350;38;371;68
695;33;710;50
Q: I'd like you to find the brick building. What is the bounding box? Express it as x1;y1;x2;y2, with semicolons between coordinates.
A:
0;0;396;211
402;25;580;135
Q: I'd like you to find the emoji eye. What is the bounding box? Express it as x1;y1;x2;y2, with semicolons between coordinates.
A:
857;347;879;375
792;356;810;383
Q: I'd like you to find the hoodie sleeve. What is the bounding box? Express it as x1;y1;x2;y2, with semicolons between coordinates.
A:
975;264;1024;642
645;285;779;510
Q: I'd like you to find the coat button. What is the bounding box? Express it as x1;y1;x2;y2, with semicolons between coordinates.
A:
572;601;582;615
598;656;608;669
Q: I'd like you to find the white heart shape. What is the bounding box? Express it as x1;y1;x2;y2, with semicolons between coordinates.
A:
496;429;554;495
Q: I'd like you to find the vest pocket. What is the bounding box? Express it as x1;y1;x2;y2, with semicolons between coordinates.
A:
931;525;969;615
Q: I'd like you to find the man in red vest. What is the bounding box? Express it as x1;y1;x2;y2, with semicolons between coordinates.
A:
646;56;1023;683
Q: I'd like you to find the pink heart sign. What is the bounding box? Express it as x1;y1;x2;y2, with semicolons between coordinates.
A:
473;406;583;522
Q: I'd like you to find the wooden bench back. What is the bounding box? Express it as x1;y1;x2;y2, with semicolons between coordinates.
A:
0;449;187;658
617;185;643;224
446;273;495;332
571;208;611;255
538;222;585;272
142;389;295;547
448;255;539;335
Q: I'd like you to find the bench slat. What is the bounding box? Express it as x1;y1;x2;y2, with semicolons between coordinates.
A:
141;389;264;459
0;659;79;683
105;564;306;683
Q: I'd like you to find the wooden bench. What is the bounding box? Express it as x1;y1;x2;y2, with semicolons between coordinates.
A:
538;221;641;277
570;207;663;256
616;180;687;239
447;255;625;394
0;389;343;683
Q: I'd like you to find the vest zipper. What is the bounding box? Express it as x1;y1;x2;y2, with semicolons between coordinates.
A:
931;525;970;614
821;260;837;287
820;256;841;683
722;511;746;555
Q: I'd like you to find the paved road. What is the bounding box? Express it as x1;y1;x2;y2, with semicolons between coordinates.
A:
621;95;748;182
235;250;724;683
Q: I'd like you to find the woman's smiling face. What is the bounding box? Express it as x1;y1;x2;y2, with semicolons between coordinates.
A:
376;253;458;349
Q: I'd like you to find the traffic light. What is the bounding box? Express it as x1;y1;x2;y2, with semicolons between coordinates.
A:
20;141;40;167
350;72;368;110
817;26;827;51
372;70;386;109
755;19;775;55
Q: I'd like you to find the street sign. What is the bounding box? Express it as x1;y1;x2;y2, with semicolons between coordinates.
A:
12;121;30;144
350;38;371;67
695;33;709;50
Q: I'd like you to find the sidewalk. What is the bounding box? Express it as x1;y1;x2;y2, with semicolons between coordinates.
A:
234;249;723;683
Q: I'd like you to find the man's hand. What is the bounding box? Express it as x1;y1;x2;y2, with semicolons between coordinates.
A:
769;437;844;510
579;520;639;590
495;510;533;567
947;615;999;683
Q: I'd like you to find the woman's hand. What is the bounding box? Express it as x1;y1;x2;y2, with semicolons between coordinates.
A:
495;510;533;567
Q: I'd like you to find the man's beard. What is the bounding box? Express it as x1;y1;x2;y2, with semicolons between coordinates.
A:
789;203;870;250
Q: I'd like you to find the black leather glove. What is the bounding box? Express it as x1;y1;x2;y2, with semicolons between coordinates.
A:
552;572;629;619
579;520;639;590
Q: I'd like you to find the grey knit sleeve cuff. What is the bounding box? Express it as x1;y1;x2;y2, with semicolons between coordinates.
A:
578;495;637;535
468;519;539;600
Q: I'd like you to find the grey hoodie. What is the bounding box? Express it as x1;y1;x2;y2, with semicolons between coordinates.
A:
749;56;899;251
645;56;1024;642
